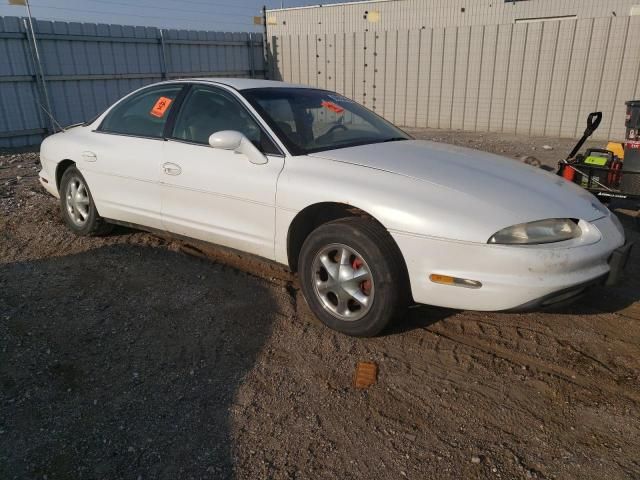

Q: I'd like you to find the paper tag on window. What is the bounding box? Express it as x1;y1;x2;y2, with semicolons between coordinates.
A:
321;100;344;114
150;96;172;118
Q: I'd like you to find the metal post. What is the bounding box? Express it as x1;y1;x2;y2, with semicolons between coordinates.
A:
159;29;169;80
262;5;269;79
22;17;55;134
248;32;255;78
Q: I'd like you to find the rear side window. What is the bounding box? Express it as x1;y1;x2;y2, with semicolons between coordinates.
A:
99;85;183;138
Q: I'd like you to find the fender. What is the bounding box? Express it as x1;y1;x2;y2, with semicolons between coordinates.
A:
273;154;500;265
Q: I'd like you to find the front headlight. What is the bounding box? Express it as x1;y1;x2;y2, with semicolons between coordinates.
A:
488;218;581;245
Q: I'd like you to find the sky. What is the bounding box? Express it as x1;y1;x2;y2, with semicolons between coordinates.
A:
0;0;356;32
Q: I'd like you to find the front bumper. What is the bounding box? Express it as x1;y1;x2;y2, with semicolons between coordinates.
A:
38;169;59;198
509;240;632;310
605;240;633;286
509;273;608;311
392;214;627;311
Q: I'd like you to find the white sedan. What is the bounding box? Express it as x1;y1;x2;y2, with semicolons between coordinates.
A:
39;78;632;336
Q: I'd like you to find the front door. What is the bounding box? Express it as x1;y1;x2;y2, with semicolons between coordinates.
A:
160;85;284;260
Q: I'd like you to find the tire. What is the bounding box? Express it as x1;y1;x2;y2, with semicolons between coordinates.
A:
59;166;112;236
298;217;408;337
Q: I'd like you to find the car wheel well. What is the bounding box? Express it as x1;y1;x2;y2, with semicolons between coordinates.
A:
286;202;405;274
288;203;373;272
55;160;76;191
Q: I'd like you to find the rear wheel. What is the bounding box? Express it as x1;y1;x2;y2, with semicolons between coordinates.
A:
298;217;407;337
59;166;112;236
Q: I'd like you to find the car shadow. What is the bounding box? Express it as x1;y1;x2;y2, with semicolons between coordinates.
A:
106;224;139;237
545;283;640;316
384;305;459;335
0;244;277;479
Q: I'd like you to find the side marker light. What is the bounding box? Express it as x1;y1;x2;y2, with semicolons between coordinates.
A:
429;274;482;289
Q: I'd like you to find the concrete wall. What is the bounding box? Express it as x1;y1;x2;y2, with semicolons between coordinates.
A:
267;13;640;140
0;16;264;148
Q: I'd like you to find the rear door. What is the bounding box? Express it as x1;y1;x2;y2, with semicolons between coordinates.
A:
160;84;285;259
80;83;184;229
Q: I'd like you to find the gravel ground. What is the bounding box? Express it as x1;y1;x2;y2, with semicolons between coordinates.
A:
1;131;639;480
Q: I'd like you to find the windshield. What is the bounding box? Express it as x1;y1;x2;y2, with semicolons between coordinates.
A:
241;88;411;155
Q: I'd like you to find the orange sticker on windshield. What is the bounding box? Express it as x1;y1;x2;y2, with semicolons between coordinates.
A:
150;96;172;118
321;100;344;114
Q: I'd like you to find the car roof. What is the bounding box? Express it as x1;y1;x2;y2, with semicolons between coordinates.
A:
182;77;314;91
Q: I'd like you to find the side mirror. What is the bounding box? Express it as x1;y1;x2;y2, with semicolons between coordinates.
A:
208;130;267;165
208;130;242;150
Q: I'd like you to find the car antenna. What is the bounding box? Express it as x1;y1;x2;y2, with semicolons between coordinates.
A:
37;102;66;133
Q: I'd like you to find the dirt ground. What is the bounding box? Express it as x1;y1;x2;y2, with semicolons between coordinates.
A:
1;130;639;480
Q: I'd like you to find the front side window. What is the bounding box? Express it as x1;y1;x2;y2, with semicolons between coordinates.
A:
171;85;279;154
99;85;183;138
241;88;411;155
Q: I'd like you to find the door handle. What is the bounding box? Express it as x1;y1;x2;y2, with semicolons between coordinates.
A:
81;151;97;162
162;162;182;176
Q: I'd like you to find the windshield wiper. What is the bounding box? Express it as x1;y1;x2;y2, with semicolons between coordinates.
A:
381;137;408;143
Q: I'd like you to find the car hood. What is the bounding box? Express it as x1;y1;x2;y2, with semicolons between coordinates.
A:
308;140;605;224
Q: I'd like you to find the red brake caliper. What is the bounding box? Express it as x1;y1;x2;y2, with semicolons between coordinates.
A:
352;257;371;295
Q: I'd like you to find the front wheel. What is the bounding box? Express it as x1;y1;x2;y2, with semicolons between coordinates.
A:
59;166;112;236
298;217;408;337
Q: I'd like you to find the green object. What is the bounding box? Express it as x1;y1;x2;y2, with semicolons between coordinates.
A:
584;155;608;166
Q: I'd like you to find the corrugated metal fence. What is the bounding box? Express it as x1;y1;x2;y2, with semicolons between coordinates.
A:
268;16;640;141
0;16;264;148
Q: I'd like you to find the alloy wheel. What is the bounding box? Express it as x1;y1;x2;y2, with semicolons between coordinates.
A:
65;176;91;226
311;243;374;321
